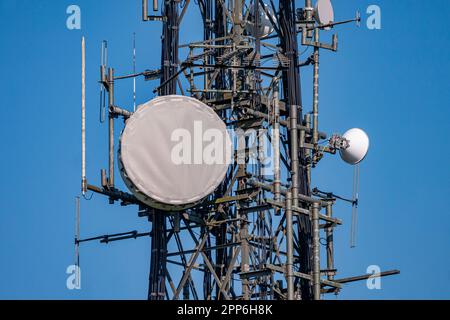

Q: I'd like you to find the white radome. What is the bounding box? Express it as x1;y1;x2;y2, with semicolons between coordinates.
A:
339;128;370;165
118;95;232;211
314;0;334;30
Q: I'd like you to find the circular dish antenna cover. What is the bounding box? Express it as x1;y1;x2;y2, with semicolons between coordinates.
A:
339;128;370;165
246;3;276;38
119;95;232;211
314;0;334;29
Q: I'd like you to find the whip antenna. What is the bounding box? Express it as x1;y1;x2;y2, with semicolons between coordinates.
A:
81;36;87;195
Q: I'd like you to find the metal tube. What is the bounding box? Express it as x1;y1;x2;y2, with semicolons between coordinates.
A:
299;127;305;148
100;169;107;188
312;28;320;144
239;174;250;299
305;0;313;21
335;270;400;284
305;0;314;38
312;202;321;300
111;106;132;119
87;184;138;204
289;105;299;207
326;203;335;281
142;0;149;21
286;192;294;300
273;81;281;206
305;113;312;185
81;37;87;195
108;68;115;188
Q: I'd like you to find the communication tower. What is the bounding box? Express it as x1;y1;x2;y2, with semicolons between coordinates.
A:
77;0;399;300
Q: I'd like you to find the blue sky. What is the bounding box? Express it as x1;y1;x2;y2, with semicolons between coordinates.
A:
0;0;449;299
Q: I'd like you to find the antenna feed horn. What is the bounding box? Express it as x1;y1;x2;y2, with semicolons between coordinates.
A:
328;134;350;151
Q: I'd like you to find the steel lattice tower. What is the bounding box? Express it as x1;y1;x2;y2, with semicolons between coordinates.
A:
77;0;399;301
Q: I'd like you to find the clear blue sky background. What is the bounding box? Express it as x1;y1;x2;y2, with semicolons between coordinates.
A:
0;0;448;299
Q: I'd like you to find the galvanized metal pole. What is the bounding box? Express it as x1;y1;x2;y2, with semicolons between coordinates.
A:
240;211;250;299
290;109;299;208
326;202;335;281
286;192;294;300
305;113;312;185
273;80;281;205
305;0;314;38
312;202;321;300
312;28;320;144
142;0;149;20
305;0;313;21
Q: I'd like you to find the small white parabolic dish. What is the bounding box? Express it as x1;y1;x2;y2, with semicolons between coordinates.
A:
339;128;370;165
314;0;334;29
118;95;232;211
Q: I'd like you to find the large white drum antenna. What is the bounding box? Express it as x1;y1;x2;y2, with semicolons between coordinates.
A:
118;95;232;211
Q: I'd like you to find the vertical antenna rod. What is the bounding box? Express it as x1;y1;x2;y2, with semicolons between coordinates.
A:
81;36;87;195
286;192;294;300
143;0;149;21
273;80;281;206
312;202;321;300
312;28;320;144
108;68;115;188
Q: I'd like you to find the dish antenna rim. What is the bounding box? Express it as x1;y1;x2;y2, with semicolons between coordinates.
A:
339;127;370;165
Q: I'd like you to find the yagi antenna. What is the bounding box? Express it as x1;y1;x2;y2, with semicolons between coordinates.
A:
99;40;108;123
355;10;361;27
350;163;360;248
